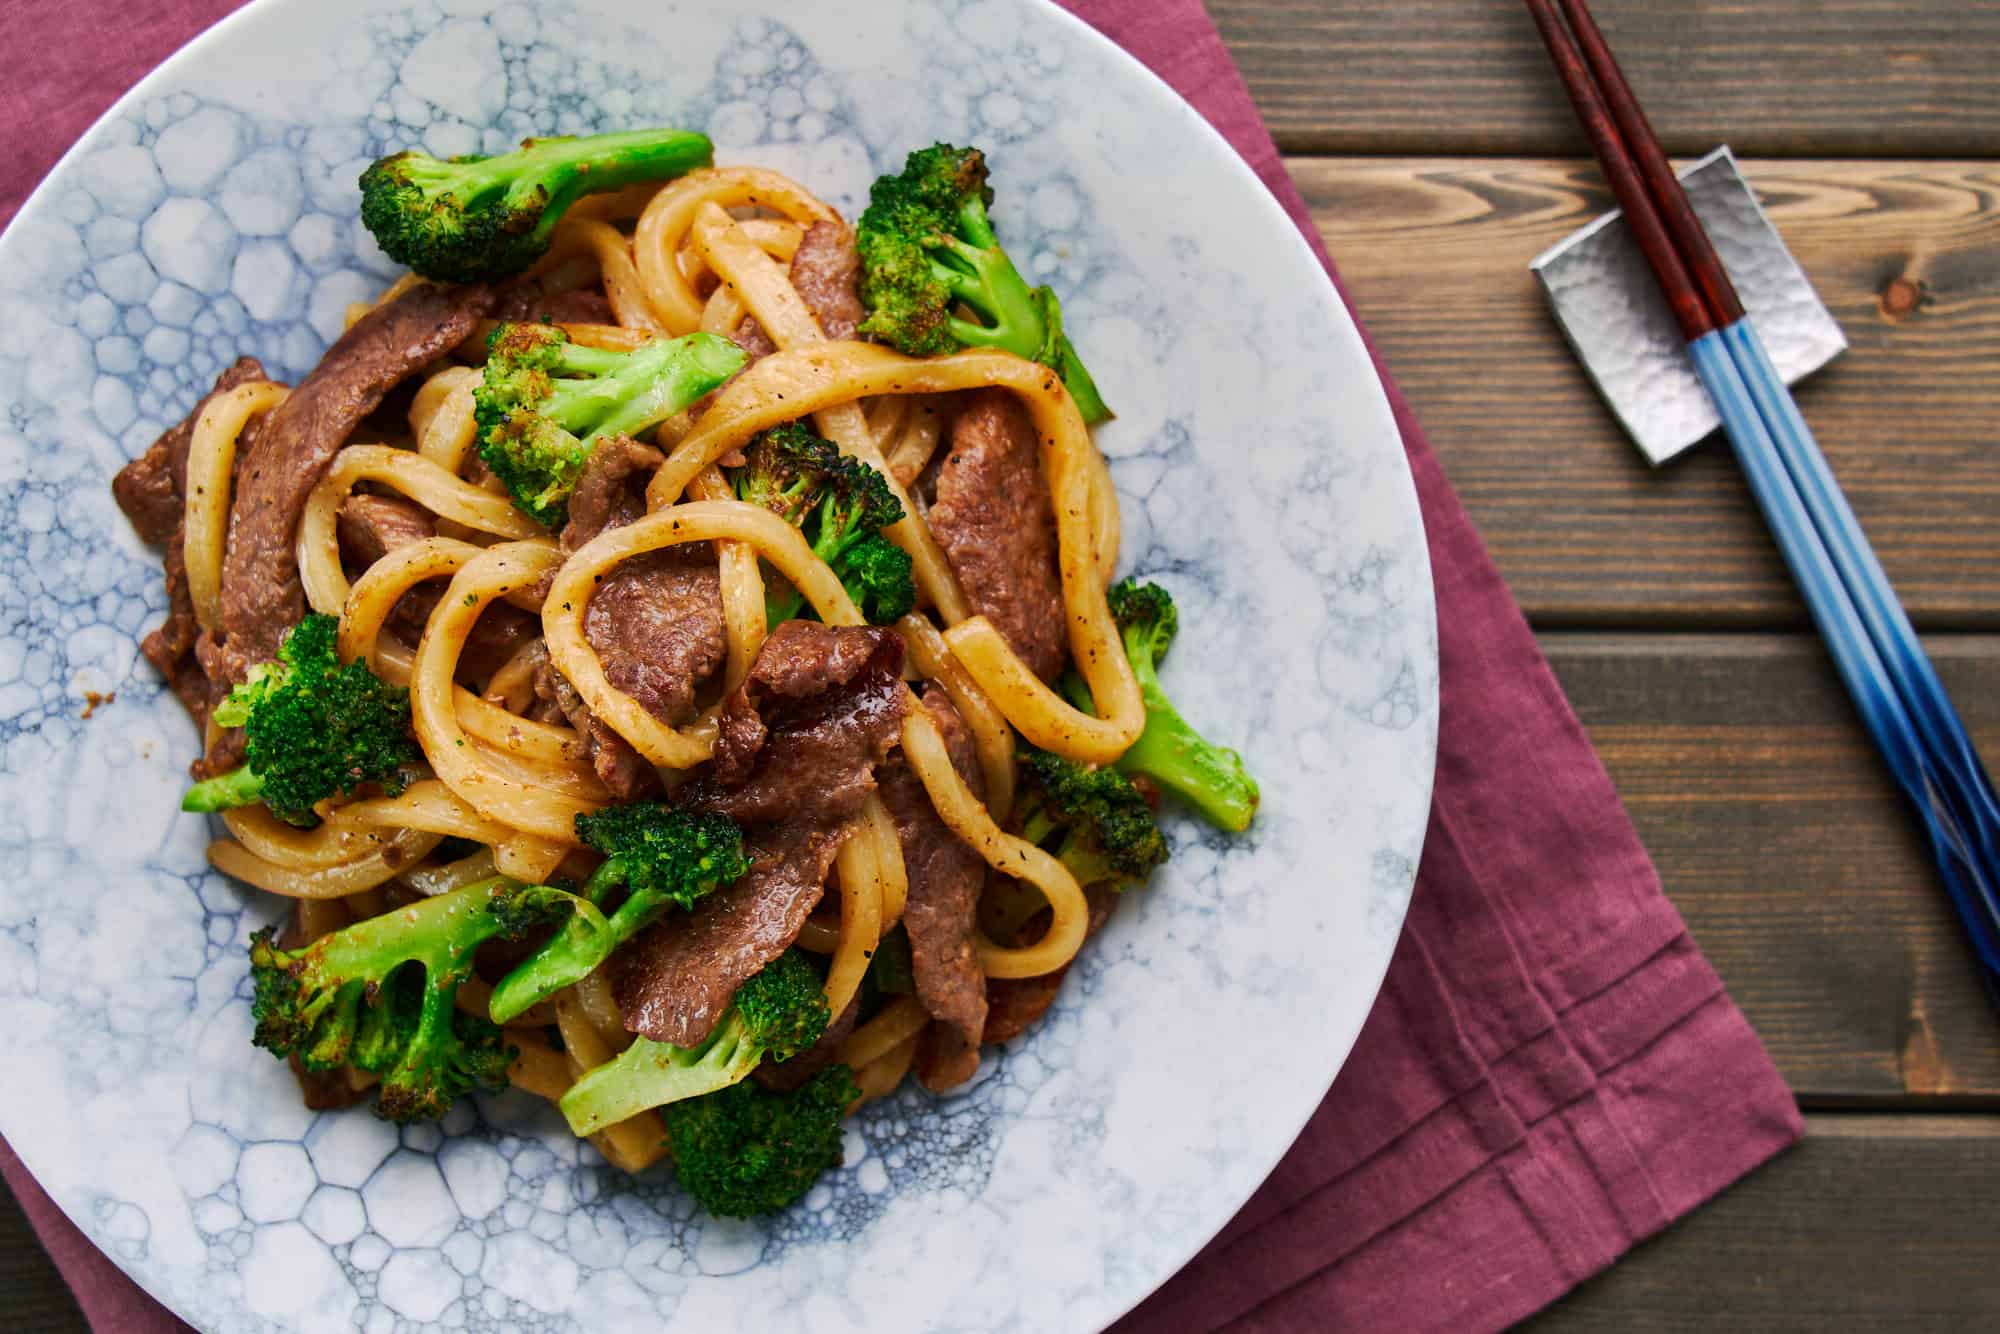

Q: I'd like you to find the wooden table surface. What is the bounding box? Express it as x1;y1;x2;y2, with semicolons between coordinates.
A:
7;1;1999;1328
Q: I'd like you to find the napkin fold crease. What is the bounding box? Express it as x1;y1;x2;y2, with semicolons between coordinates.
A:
0;1;1802;1331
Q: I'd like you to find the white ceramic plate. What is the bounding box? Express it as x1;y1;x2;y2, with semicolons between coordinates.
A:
0;2;1436;1329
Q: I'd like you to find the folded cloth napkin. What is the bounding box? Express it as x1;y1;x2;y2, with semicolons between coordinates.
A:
0;1;1803;1331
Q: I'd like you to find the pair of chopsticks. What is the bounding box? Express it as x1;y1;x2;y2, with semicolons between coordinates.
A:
1525;0;2000;1002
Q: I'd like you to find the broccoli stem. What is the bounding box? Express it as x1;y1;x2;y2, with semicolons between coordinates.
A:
1120;672;1259;833
181;763;266;813
483;885;618;1026
560;1018;762;1136
542;334;748;442
458;129;714;220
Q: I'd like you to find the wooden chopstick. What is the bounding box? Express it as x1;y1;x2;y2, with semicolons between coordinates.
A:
1552;0;1744;328
1520;0;1715;340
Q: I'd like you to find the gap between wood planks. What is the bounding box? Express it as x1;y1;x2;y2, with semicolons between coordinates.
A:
1289;156;2000;629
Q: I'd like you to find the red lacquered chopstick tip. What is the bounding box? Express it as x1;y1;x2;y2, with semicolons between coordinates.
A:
1555;0;1746;326
1522;0;1714;341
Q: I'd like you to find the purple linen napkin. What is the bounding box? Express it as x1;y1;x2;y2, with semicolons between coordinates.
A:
0;2;1804;1331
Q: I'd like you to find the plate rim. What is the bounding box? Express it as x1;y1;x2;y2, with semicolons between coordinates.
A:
0;1;1440;1328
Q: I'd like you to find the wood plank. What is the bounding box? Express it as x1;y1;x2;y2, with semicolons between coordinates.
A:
1525;1114;2000;1330
1212;0;2000;159
1298;157;2000;627
1545;631;2000;1100
0;1180;84;1333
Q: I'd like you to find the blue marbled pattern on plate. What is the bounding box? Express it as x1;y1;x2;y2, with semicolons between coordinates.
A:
0;2;1437;1330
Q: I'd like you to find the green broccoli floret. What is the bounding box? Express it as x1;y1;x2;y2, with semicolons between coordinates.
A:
249;876;596;1122
181;614;417;825
558;950;831;1136
856;143;1111;424
486;804;751;1024
359;128;713;284
1065;579;1260;832
728;421;915;626
662;1063;858;1218
1014;746;1167;892
473;323;745;525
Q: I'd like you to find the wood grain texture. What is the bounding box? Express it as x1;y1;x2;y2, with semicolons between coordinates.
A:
1211;0;2000;159
1524;1114;2000;1330
1547;631;2000;1100
1298;157;2000;627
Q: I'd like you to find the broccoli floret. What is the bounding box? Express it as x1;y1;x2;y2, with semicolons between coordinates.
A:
662;1063;858;1217
1065;580;1260;832
249;876;594;1122
558;950;831;1136
359;128;713;284
486;804;751;1024
1014;746;1167;892
181;614;417;825
473;323;745;525
856;144;1111;424
727;421;915;626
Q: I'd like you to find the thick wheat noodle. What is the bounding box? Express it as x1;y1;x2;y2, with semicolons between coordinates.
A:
864;792;911;926
470;735;611;803
338;538;586;771
677;216;804;289
295;897;350;941
493;833;571;883
398;846;498;899
410;366;482;473
700;283;748;338
183;380;291;632
896;611;1017;820
884;397;946;488
222;804;404;870
823;796;904;1020
842;995;930;1072
411;542;602;841
633;166;839;333
482;635;544;714
341;887;387;920
648;341;1143;764
852;1032;921;1106
208;827;443;899
684;203;972;626
542;500;860;769
865;395;908;449
507;1031;575;1101
453;974;556;1029
554;991;668;1172
339;780;518;845
573;970;632;1056
568;218;664;334
299;446;543;615
899;690;1089;977
690;467;767;691
794;914;840;954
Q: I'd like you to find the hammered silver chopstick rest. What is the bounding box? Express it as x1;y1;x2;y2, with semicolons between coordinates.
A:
1531;146;1847;466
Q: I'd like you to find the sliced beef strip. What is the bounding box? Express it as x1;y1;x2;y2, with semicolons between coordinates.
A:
733;220;866;358
329;491;533;690
490;282;616;326
336;493;435;565
981;884;1120;1045
676;622;905;827
560;436;661;551
113;358;273;734
212;281;496;696
529;643;657;802
752;995;860;1093
914;1022;983;1093
878;686;989;1089
615;623;908;1048
583;553;726;728
928;390;1069;682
